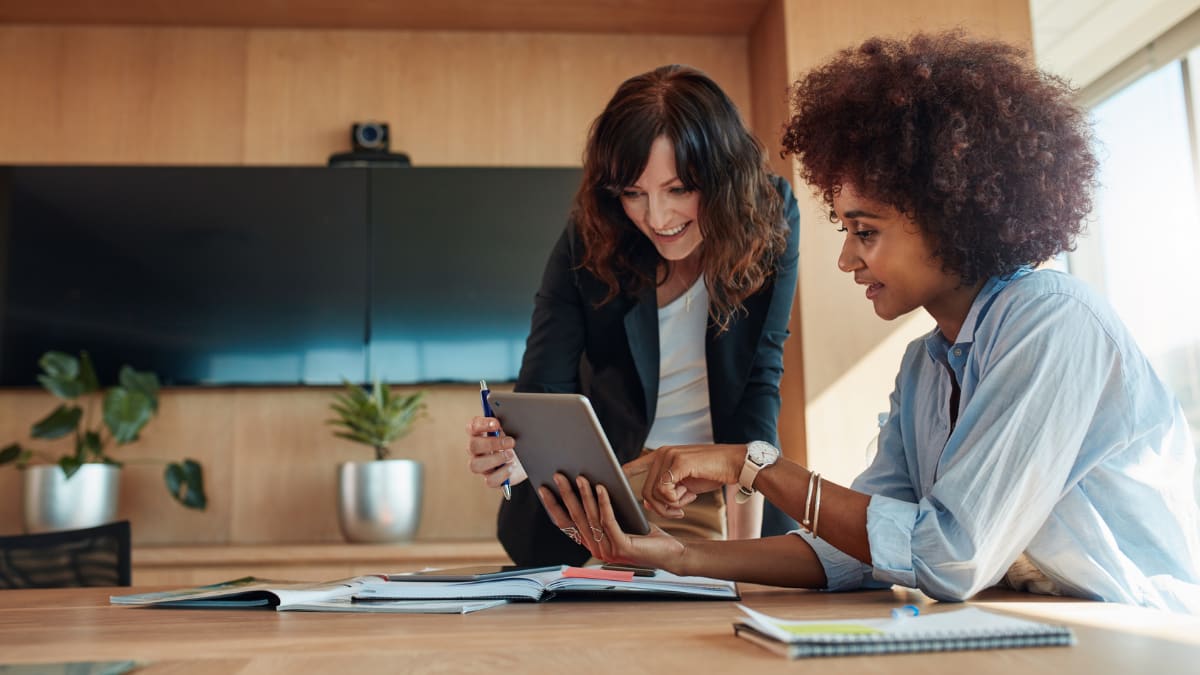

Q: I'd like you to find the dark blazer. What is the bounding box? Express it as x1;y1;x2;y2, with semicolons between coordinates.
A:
498;176;801;566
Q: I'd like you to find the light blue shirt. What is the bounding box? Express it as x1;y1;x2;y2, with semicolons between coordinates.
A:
798;268;1200;613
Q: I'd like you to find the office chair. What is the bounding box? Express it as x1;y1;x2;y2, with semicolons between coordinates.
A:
0;520;131;588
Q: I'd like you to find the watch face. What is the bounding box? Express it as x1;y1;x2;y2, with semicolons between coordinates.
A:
747;441;779;465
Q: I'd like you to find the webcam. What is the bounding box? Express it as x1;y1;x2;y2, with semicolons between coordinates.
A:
352;121;390;152
329;121;412;167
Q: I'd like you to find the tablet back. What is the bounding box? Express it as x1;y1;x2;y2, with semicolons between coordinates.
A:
486;392;651;535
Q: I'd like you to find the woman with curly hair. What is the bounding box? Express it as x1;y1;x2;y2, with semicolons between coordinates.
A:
465;64;800;566
540;32;1200;613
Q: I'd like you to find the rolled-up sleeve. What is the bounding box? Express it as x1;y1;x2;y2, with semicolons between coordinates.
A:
790;529;888;590
865;495;920;587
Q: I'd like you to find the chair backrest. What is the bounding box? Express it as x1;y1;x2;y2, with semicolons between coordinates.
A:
0;520;131;589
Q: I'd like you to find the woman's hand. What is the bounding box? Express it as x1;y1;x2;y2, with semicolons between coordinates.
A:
536;474;685;571
624;443;747;519
465;416;527;488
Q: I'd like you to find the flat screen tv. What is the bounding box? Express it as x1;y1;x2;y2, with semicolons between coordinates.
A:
368;168;580;384
0;166;581;386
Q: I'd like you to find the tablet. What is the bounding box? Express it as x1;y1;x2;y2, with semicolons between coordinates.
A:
486;391;652;535
389;565;560;582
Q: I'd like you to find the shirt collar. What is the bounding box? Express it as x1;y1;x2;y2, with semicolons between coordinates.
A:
923;266;1033;363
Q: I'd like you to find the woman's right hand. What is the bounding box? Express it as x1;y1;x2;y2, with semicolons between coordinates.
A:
465;416;528;488
537;474;686;571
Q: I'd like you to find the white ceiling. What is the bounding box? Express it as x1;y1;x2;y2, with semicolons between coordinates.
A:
1031;0;1200;87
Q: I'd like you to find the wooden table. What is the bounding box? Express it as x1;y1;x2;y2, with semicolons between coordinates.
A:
1;584;1198;673
131;542;511;586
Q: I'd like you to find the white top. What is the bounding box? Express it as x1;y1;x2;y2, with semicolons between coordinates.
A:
645;275;714;449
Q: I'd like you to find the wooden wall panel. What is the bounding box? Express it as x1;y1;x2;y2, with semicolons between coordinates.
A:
0;0;770;36
748;0;807;465
0;25;750;167
241;30;750;166
0;385;509;544
0;26;248;164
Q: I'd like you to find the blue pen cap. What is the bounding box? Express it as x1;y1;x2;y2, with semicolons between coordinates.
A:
890;604;920;619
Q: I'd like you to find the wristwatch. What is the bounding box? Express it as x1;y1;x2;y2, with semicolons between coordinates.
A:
736;440;781;504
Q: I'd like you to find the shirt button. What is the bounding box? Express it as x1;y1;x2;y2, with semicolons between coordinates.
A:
953;348;962;357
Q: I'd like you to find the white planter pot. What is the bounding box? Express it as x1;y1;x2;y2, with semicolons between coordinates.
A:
337;459;423;543
23;464;120;533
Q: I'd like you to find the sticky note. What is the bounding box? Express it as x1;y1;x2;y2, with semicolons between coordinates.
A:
562;566;635;582
778;623;883;635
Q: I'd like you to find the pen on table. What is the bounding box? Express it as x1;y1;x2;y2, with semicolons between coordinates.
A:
890;604;920;619
479;379;512;501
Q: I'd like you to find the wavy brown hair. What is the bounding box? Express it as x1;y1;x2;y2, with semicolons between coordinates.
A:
575;64;787;330
782;32;1097;284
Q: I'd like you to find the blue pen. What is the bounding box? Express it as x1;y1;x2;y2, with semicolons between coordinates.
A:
480;379;512;501
890;604;920;619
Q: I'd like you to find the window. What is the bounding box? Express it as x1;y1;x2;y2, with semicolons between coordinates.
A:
1081;57;1200;504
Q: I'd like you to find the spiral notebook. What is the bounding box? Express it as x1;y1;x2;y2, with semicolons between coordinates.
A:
733;605;1075;659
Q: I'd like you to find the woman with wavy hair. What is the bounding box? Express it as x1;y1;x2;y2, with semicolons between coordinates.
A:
540;33;1200;613
465;64;800;566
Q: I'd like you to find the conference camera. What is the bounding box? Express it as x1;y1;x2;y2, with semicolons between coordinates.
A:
329;121;412;167
352;121;390;152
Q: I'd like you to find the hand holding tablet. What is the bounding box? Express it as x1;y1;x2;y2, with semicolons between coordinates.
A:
485;392;651;536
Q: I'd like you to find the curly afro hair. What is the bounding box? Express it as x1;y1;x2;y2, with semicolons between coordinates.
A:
782;31;1098;284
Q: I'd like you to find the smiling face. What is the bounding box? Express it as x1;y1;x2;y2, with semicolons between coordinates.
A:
618;136;703;263
833;183;981;340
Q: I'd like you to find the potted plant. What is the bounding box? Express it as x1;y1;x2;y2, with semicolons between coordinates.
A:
0;350;206;533
328;378;427;543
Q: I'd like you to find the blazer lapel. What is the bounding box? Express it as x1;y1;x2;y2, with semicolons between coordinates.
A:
624;282;659;425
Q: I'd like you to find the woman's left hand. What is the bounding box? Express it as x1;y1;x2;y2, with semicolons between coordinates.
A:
625;443;747;519
536;473;685;571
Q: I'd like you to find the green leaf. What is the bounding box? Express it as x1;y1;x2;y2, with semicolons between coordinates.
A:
39;351;79;380
327;380;426;453
78;351;100;394
164;459;206;510
37;374;83;400
36;351;84;400
80;431;104;460
165;462;181;495
31;405;83;439
119;366;160;412
59;455;82;479
103;389;154;444
0;443;21;465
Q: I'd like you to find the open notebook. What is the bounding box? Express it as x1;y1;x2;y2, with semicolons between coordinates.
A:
733;605;1075;658
110;576;504;614
357;565;738;602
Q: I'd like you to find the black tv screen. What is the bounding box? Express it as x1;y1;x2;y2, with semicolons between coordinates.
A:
368;168;580;383
0;166;580;386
